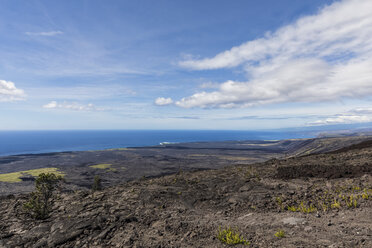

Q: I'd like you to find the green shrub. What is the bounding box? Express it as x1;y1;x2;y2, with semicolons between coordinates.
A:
274;229;285;238
24;173;62;219
217;226;250;246
92;175;102;191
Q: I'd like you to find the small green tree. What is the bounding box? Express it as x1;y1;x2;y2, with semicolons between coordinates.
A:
24;173;62;219
92;175;102;191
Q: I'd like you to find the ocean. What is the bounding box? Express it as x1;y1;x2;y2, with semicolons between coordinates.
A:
0;130;315;156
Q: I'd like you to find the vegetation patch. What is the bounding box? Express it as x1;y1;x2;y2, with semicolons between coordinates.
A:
92;175;102;191
89;163;112;169
188;154;209;158
188;154;252;161
0;168;65;183
218;156;253;161
24;173;62;219
105;148;133;151
276;184;372;214
217;226;250;246
274;229;286;239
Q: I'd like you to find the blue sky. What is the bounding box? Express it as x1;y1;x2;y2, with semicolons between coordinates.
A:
1;0;372;130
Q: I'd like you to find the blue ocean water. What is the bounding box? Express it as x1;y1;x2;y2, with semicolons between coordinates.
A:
0;130;315;156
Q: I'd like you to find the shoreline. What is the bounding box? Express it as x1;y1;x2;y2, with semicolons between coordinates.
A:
0;138;288;158
1;135;372;196
0;129;319;157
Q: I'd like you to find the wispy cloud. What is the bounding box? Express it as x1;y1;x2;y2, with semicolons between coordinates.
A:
0;80;26;102
174;0;372;108
1;31;151;77
228;115;315;121
170;116;200;120
350;108;372;114
27;85;136;101
25;31;63;36
42;101;106;111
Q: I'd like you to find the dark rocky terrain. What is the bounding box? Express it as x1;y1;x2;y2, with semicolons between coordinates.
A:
0;136;371;247
1;135;372;195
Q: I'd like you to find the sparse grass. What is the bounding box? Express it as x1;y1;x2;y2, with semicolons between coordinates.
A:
0;168;65;183
274;229;285;239
287;206;297;212
89;163;112;169
188;154;252;161
276;196;284;210
89;164;118;173
280;184;371;214
244;167;261;180
286;202;317;213
275;197;282;205
320;201;329;212
298;202;317;213
218;156;252;161
345;195;358;208
331;199;341;209
362;189;369;199
188;154;209;157
217;227;250;246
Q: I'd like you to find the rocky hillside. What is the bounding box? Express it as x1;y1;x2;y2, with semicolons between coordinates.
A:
0;140;371;247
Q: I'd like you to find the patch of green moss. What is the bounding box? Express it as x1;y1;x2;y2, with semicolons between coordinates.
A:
0;168;65;183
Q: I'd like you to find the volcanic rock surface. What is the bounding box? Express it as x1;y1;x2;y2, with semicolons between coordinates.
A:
0;136;371;247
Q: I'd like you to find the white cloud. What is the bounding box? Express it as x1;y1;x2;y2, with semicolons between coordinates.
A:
25;31;63;36
42;101;105;111
154;97;173;106
310;107;372;125
311;115;372;125
0;80;26;102
28;85;136;100
43;101;58;109
176;0;372;108
350;107;372;114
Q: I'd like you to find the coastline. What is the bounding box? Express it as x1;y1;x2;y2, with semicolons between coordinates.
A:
0;129;317;157
1;135;372;196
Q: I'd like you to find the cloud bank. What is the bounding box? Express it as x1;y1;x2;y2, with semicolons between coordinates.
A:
310;107;372;125
174;0;372;108
0;80;26;102
311;115;372;125
43;101;105;111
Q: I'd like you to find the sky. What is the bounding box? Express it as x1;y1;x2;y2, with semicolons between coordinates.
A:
1;0;372;130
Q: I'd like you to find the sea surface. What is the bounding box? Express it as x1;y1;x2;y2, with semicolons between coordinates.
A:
0;130;315;156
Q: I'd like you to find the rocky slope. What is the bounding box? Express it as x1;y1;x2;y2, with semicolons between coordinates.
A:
0;140;372;247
